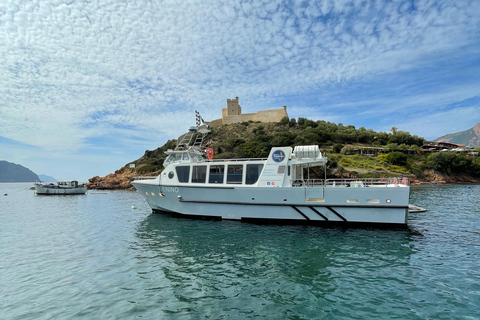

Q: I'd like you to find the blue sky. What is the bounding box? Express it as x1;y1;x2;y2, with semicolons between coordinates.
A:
1;0;479;182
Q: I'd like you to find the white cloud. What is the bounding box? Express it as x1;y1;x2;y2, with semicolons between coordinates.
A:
0;0;479;178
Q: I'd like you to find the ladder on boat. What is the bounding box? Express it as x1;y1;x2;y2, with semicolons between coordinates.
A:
175;111;210;151
176;129;209;151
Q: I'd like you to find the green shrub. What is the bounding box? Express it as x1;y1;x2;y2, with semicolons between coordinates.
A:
333;144;343;153
386;165;409;173
214;152;236;159
137;164;162;174
237;142;265;158
386;152;408;166
425;152;474;175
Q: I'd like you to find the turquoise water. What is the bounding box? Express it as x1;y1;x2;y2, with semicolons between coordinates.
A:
1;183;479;319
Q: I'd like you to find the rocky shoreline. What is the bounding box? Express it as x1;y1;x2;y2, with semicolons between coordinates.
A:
409;170;480;185
87;167;147;190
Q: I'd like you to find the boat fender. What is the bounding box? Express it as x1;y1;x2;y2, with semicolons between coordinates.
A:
207;148;214;161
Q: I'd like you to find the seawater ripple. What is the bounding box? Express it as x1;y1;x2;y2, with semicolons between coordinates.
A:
1;183;480;319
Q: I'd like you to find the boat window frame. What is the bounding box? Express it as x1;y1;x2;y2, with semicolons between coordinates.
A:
175;165;190;183
246;163;264;185
165;153;183;164
191;165;207;183
208;164;225;184
227;164;243;184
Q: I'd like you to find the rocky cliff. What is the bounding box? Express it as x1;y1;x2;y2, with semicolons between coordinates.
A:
87;167;139;190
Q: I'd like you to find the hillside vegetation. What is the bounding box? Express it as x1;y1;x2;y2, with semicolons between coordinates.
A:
87;117;480;189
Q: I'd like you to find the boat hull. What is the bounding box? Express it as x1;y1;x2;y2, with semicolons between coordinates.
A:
34;186;87;195
132;181;409;227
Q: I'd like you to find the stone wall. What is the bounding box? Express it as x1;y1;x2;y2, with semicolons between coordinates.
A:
209;118;223;128
257;107;288;122
209;97;288;127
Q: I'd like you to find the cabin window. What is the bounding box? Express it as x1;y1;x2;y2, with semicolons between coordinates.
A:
182;153;190;160
246;164;264;185
209;165;224;183
165;153;182;163
227;165;243;184
176;166;190;183
192;166;207;183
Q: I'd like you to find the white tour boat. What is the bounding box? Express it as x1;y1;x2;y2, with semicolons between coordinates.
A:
132;123;411;228
34;180;87;195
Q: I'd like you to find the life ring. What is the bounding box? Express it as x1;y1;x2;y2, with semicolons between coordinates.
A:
206;148;214;160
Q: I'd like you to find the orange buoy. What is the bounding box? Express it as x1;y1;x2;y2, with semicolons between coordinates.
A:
207;148;214;160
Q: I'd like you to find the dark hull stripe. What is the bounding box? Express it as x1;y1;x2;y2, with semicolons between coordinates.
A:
326;206;347;222
307;206;329;221
291;206;310;220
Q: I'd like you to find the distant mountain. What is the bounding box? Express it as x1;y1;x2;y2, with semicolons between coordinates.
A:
435;122;480;147
0;161;40;182
38;174;56;182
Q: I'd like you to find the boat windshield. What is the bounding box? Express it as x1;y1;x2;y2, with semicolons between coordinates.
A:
165;153;183;164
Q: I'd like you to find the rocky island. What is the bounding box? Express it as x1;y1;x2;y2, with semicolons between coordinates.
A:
87;118;480;190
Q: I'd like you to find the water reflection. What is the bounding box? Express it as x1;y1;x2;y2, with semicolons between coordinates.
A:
132;213;415;317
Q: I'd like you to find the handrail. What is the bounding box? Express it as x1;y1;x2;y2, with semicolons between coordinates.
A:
293;177;409;187
210;157;268;162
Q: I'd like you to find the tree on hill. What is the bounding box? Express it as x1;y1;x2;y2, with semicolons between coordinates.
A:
129;117;426;174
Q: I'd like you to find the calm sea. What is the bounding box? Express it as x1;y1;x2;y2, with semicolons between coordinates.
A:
1;183;479;319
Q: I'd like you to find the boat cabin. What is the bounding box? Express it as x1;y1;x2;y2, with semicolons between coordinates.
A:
57;180;80;188
161;145;326;188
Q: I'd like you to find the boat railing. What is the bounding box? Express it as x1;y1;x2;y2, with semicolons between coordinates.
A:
35;181;56;187
209;157;268;162
294;177;409;187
